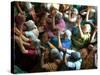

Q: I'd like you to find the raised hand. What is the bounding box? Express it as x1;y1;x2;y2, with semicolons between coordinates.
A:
77;15;81;25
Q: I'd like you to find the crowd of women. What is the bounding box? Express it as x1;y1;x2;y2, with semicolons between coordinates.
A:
11;2;97;73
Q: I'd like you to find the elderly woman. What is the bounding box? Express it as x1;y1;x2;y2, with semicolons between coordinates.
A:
55;29;82;70
13;13;39;72
64;7;79;31
80;44;97;69
24;20;41;55
15;2;36;21
55;13;66;32
72;15;92;50
50;29;72;49
14;13;38;55
58;29;72;49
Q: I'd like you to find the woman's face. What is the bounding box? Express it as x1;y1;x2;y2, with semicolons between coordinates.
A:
82;24;91;33
51;9;57;16
82;26;87;33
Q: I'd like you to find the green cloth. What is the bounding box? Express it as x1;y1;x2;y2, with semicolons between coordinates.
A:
14;65;26;73
72;26;90;50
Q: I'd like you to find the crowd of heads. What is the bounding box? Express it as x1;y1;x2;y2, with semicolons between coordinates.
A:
12;2;97;73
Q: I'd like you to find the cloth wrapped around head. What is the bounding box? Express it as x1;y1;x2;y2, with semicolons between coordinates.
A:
25;20;39;37
64;29;72;40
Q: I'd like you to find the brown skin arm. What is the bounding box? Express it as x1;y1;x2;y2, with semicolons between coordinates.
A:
90;27;97;43
77;16;84;38
58;32;62;49
14;35;28;54
16;2;24;14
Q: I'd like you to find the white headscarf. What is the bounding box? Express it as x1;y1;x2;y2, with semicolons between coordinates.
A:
25;20;36;30
65;30;72;40
84;24;91;33
25;2;34;10
25;20;39;37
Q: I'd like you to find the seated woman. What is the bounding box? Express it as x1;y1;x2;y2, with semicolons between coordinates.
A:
14;13;39;72
55;13;66;32
63;7;79;31
39;31;60;58
14;13;38;55
50;29;72;49
46;5;65;38
49;13;71;48
40;47;62;72
80;44;97;69
15;2;37;21
38;31;62;72
38;16;48;33
57;29;72;50
24;20;41;55
57;30;82;70
58;48;82;70
72;15;92;50
60;30;72;49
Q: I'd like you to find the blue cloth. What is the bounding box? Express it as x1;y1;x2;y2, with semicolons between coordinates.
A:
50;37;58;48
66;59;82;70
59;49;82;70
61;38;71;49
50;37;71;49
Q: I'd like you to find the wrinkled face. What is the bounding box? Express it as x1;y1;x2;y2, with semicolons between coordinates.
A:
51;9;57;16
82;26;87;33
82;24;91;33
69;14;77;22
71;12;76;18
80;48;88;59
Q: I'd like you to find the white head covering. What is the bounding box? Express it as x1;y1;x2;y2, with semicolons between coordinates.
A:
25;20;37;31
69;8;78;22
72;8;78;15
25;2;34;10
25;20;39;37
65;30;72;40
51;48;60;59
84;24;91;33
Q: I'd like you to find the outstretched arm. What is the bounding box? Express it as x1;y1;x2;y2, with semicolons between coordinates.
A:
14;35;28;54
77;15;84;38
86;6;91;21
58;32;62;49
16;2;24;15
90;27;97;43
14;27;29;42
